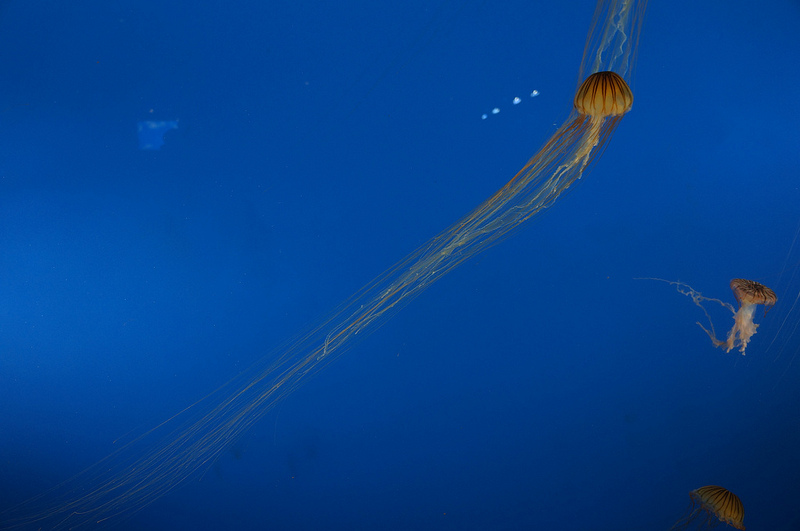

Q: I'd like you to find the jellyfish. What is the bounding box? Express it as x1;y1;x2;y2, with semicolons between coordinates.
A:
669;485;745;530
1;0;648;528
643;278;776;355
713;279;778;354
568;70;633;174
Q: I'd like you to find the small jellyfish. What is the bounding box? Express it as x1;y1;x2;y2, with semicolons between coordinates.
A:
481;89;540;119
715;279;777;354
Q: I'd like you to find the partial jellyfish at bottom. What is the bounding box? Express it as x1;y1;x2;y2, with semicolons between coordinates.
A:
669;485;745;530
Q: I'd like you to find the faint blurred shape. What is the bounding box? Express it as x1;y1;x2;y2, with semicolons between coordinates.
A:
137;120;178;150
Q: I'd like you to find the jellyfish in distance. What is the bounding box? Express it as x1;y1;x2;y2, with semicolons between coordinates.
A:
643;277;776;355
716;279;778;354
696;278;777;355
669;485;745;530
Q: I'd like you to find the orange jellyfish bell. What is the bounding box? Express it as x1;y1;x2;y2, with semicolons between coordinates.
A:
669;485;746;530
691;485;745;530
730;278;777;308
692;486;745;530
574;71;633;117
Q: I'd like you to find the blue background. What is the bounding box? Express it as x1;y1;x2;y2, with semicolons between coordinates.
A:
1;1;799;529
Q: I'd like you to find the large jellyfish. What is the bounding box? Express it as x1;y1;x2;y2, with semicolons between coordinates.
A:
646;278;776;355
568;70;633;174
669;485;745;530
1;0;647;529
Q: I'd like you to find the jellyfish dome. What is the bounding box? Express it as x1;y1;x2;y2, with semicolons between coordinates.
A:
670;485;745;530
573;71;633;117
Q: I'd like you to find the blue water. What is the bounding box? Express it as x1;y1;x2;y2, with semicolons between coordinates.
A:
1;1;799;529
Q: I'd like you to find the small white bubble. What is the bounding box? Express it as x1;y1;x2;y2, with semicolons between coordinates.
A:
491;108;500;114
512;97;521;105
530;90;540;97
481;114;488;120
